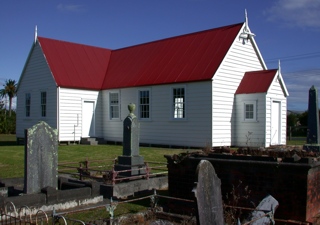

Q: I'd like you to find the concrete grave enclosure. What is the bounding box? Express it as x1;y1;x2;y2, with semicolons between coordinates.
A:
165;151;320;224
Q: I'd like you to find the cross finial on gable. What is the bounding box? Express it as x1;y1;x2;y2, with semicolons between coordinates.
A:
245;9;249;32
239;9;255;44
278;59;281;78
278;59;281;74
34;25;38;43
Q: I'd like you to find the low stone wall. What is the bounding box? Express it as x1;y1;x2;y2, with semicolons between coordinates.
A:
165;153;320;223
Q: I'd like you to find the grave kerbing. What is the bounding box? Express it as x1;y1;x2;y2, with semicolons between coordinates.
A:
24;121;58;194
303;85;320;151
115;103;146;176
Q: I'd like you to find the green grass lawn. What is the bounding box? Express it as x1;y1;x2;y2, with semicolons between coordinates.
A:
0;134;307;222
0;134;191;178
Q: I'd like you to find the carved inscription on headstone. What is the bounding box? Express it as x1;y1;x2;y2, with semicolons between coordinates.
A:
193;160;224;225
24;121;58;194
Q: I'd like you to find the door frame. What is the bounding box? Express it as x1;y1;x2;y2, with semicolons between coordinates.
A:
271;100;281;145
82;100;96;137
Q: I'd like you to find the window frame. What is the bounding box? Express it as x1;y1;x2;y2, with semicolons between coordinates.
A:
109;92;120;120
172;86;186;119
40;91;46;117
243;100;257;122
138;89;151;120
25;93;31;117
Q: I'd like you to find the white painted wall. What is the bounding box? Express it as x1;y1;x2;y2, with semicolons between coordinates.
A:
58;88;102;142
234;93;267;147
234;75;287;147
211;34;264;146
16;43;58;139
102;81;212;148
16;41;103;143
266;76;287;145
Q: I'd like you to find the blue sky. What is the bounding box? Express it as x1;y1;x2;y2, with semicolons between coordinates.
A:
1;0;320;111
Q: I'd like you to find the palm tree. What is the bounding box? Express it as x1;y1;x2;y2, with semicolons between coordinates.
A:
0;79;17;117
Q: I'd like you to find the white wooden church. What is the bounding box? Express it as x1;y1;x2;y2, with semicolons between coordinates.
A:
16;15;288;148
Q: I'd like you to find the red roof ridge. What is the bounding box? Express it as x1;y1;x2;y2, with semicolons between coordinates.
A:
113;23;244;52
37;36;112;51
35;22;245;90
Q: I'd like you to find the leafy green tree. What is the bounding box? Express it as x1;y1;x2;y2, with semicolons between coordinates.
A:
298;111;308;126
287;113;298;127
0;79;17;117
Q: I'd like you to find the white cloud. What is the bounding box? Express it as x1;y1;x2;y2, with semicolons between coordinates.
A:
265;0;320;28
57;4;85;13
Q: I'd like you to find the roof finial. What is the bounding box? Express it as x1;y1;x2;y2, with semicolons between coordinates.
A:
239;9;255;43
278;59;281;73
34;25;38;43
245;9;249;32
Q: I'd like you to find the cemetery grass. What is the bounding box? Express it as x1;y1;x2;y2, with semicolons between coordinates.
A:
0;134;190;178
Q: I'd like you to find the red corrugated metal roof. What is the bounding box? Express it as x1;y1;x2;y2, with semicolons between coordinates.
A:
38;37;112;90
102;23;243;89
235;69;278;94
36;23;243;90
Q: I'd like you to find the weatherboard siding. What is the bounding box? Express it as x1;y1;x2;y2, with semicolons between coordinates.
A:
211;36;264;147
102;81;212;148
58;88;102;142
16;43;58;139
266;78;287;145
234;93;267;147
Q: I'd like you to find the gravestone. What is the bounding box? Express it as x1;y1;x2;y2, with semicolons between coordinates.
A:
24;121;58;194
193;160;224;225
115;103;146;176
249;195;278;225
0;187;8;197
303;85;320;151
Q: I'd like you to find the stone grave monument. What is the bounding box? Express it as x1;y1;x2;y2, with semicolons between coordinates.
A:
193;160;224;225
249;195;279;225
115;103;146;177
24;121;58;194
304;85;320;151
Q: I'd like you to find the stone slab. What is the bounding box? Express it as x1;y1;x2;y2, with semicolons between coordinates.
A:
5;193;47;208
101;176;168;199
250;195;279;225
0;187;8;197
114;164;146;176
24;121;58;194
193;160;224;225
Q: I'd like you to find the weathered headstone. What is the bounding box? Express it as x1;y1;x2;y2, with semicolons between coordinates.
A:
24;121;58;194
193;160;224;225
304;85;320;151
249;195;278;225
115;103;146;176
0;187;8;197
